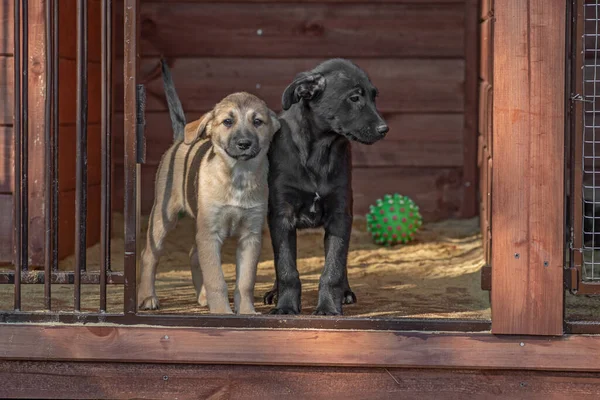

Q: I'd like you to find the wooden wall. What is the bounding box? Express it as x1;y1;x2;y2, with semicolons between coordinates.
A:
0;0;102;265
111;0;480;221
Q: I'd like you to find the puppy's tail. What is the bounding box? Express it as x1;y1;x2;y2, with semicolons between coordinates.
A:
160;58;186;142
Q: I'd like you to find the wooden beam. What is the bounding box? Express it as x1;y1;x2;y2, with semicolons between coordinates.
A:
491;0;566;335
2;361;600;399
2;325;600;371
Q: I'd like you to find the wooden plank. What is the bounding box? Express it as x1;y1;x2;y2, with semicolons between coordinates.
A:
0;1;14;55
154;0;465;3
461;0;479;218
0;194;12;263
480;18;493;83
112;112;464;168
5;325;600;371
112;163;463;221
3;361;600;400
58;124;102;192
58;185;102;261
0;126;13;193
0;58;102;126
115;3;465;58
114;58;465;114
25;0;49;267
0;56;13;125
491;0;565;335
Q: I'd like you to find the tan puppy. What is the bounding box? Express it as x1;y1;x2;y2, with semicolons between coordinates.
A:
137;62;280;314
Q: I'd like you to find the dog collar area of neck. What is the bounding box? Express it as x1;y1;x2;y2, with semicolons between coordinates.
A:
309;192;321;213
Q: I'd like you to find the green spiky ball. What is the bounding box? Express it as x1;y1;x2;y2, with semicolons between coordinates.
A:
366;194;422;246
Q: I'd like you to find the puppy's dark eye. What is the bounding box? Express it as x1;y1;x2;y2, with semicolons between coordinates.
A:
223;119;233;127
350;95;360;103
253;118;263;127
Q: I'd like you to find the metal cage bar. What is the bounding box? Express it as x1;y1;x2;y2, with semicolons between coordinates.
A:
74;0;89;311
12;0;22;311
100;0;113;313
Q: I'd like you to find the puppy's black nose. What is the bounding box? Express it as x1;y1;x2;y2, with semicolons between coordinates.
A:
237;139;252;151
376;124;389;135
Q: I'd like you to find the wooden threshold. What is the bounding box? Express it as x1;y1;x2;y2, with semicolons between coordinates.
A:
3;361;600;399
2;324;600;371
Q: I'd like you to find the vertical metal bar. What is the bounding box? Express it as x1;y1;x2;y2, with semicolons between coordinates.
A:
100;0;112;312
21;0;29;275
74;0;88;311
13;0;21;311
123;0;140;315
44;0;53;310
52;0;59;273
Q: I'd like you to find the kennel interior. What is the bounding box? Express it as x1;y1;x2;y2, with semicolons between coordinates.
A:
0;0;598;326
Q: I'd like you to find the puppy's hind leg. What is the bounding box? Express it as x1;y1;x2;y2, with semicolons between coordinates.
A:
137;205;178;310
189;245;207;307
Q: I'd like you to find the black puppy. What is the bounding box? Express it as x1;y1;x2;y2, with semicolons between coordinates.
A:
264;59;388;315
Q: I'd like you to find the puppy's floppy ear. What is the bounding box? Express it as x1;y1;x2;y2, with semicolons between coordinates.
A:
184;111;213;145
269;110;281;133
281;73;326;111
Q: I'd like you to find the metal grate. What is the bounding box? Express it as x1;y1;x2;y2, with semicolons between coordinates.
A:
582;1;600;282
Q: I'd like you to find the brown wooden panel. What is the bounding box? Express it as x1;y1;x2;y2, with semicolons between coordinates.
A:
0;1;14;55
112;164;463;221
480;18;493;82
0;194;12;264
114;58;466;114
491;0;565;335
0;126;13;193
0;56;13;125
58;124;102;192
117;3;465;58
112;112;464;168
0;58;102;126
59;0;102;61
25;0;50;267
5;325;600;370
58;185;101;260
156;0;465;3
3;361;600;400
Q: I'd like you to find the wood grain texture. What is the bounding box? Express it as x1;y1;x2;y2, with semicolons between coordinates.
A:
0;194;12;263
491;0;565;335
112;112;464;168
0;1;14;55
481;0;494;19
4;325;600;370
3;361;600;400
115;3;465;58
112;163;463;221
0;58;102;127
114;58;466;114
0;126;13;193
24;0;50;266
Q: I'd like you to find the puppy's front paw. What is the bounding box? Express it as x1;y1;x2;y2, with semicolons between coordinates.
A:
343;289;357;305
269;306;300;315
313;304;342;316
138;295;160;310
